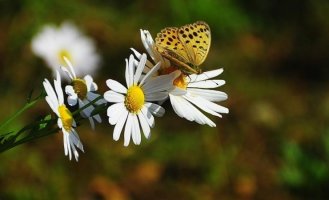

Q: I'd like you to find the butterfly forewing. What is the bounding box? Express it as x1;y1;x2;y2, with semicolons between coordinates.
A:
178;21;211;66
154;21;211;74
155;27;190;64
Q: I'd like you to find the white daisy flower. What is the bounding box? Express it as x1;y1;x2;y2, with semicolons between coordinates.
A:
32;22;100;78
60;57;106;130
132;29;229;127
104;53;179;146
43;71;84;161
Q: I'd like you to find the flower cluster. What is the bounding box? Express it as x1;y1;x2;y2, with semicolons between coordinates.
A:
36;23;229;161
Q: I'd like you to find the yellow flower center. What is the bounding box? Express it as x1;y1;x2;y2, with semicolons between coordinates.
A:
159;66;187;90
173;74;187;90
72;78;87;100
125;85;145;113
58;105;73;131
58;49;72;65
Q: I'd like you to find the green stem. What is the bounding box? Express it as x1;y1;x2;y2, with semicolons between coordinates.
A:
0;92;44;131
0;95;107;153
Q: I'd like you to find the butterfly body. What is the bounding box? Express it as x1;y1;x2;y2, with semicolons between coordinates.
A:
155;21;211;75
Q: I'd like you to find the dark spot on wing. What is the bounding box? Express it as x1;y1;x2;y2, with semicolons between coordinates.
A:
188;34;193;39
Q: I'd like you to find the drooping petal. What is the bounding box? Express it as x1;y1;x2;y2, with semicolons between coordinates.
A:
107;103;126;125
131;114;141;145
54;71;64;104
145;91;168;102
84;75;97;91
137;112;151;139
141;106;155;128
67;95;78;106
144;102;165;117
113;109;128;141
124;113;133;146
87;92;107;105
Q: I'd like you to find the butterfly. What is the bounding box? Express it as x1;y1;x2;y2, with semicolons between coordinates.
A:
155;21;211;75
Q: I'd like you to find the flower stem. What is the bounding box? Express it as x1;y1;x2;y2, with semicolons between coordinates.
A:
0;92;44;132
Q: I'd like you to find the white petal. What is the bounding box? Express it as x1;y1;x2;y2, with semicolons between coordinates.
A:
186;94;229;115
107;103;126;125
45;96;58;115
124;114;133;146
126;54;135;87
130;48;153;73
137;112;151;139
60;66;74;80
145;92;169;102
143;71;179;94
65;85;75;96
141;106;154;128
134;53;147;85
84;75;97;91
106;79;127;94
67;95;78;106
113;109;128;141
169;95;193;121
145;102;165;117
169;87;187;96
188;80;225;88
54;71;64;104
63;57;76;79
187;88;228;102
43;79;58;109
104;91;125;103
131;114;141;145
188;68;223;82
139;62;161;86
87;92;107;105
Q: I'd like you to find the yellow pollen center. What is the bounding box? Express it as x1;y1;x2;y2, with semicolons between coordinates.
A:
58;105;73;131
72;78;87;99
173;74;187;90
125;85;145;113
158;66;187;90
58;49;72;65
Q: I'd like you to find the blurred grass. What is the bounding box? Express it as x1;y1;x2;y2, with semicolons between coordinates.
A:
0;0;329;199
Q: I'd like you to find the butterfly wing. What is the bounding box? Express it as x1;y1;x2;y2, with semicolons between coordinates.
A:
177;21;211;66
155;27;190;64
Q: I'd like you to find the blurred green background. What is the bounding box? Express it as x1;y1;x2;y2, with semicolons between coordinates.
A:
1;0;329;199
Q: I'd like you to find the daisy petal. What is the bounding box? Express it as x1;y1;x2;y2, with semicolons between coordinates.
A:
141;106;155;128
67;95;78;106
132;115;141;145
107;103;126;125
139;61;161;86
188;68;223;82
134;53;147;84
113;109;128;141
145;91;168;102
84;75;97;91
188;80;225;88
187;88;228;102
106;79;127;94
138;112;151;139
145;102;165;117
124;114;133;146
104;91;125;103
